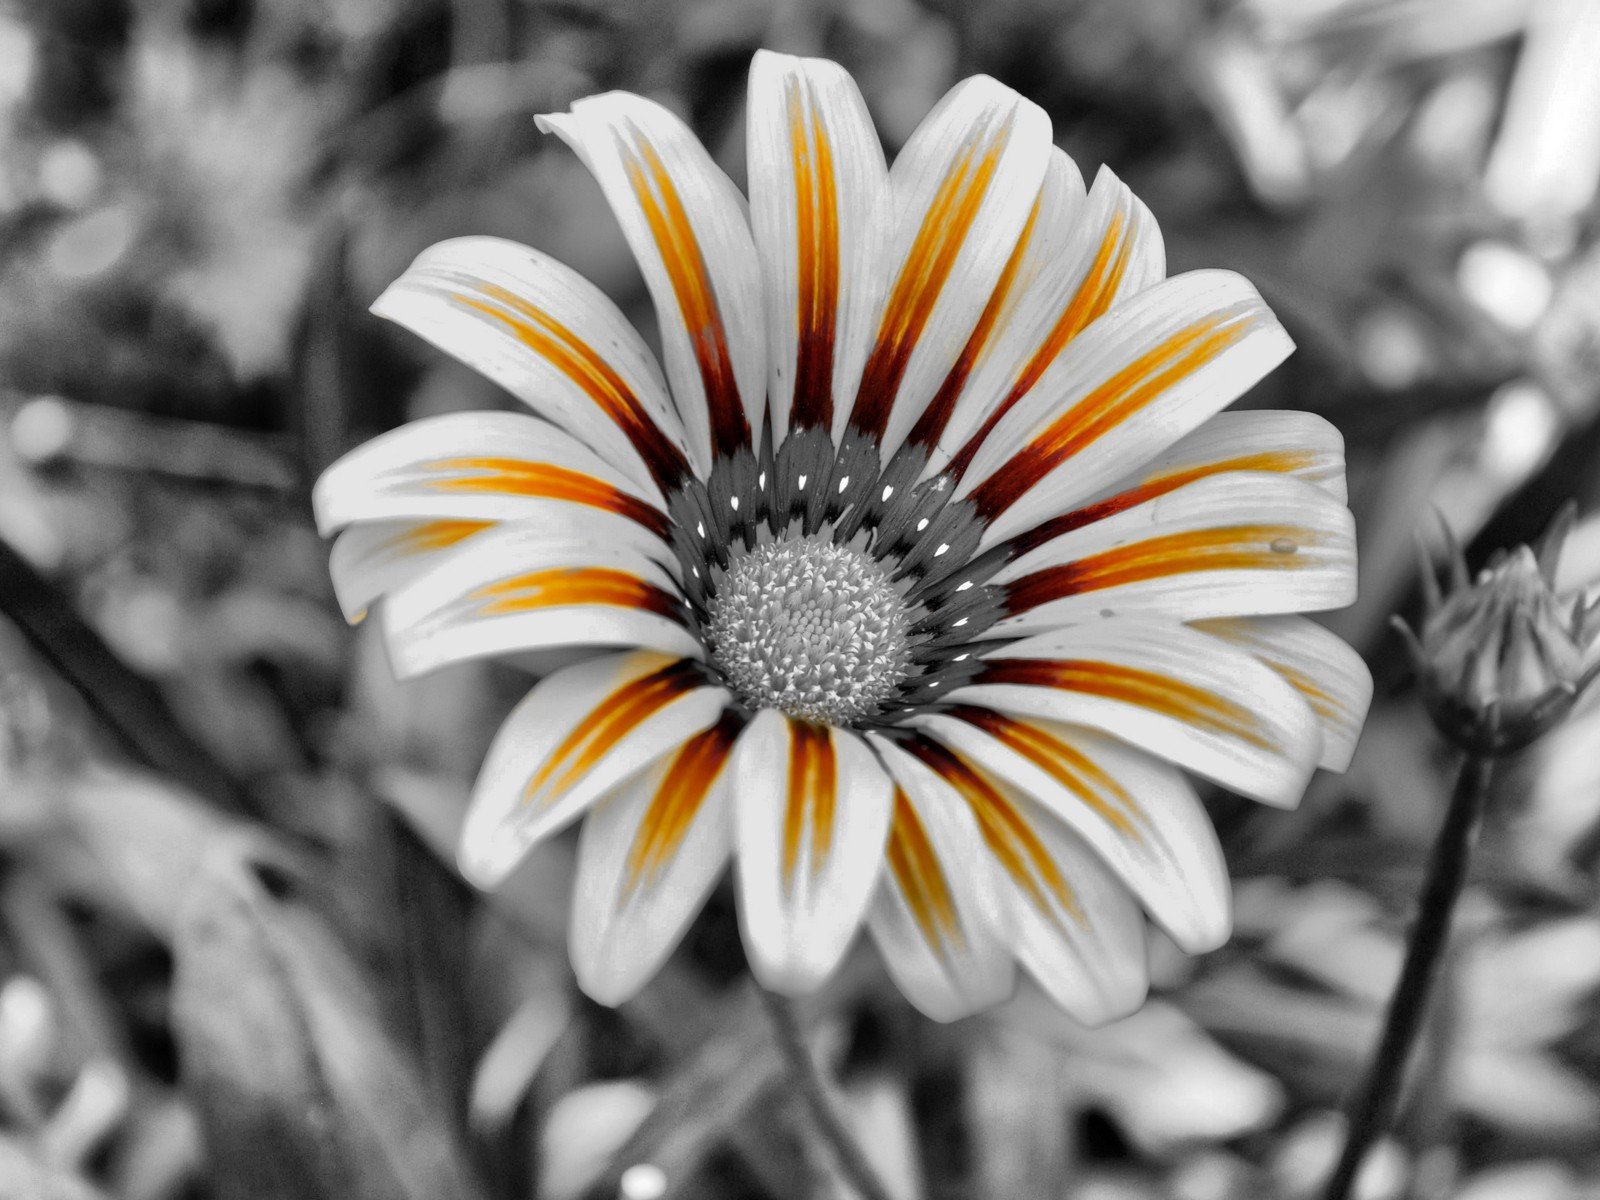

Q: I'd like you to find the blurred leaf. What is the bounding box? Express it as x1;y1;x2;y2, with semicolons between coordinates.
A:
170;840;484;1200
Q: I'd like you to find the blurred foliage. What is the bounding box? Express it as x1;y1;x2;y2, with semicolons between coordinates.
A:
2;0;1600;1197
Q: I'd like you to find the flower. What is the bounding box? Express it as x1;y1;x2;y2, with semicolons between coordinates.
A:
312;51;1371;1023
1397;508;1600;756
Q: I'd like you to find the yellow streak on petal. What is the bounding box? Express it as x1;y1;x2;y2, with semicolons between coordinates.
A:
969;309;1257;521
978;658;1277;752
521;655;700;807
885;787;966;951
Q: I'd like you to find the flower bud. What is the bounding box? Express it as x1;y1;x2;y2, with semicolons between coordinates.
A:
1396;507;1600;756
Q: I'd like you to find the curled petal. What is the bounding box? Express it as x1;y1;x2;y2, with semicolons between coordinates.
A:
1192;615;1373;772
327;517;494;625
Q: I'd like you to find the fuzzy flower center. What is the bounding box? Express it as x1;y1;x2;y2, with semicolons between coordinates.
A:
705;535;912;724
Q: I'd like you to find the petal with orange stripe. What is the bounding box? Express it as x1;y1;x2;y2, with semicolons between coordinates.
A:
732;710;894;994
952;618;1323;807
460;650;730;887
929;164;1164;478
898;148;1087;460
955;270;1294;546
312;411;672;541
748;51;890;445
875;733;1147;1025
327;516;495;625
996;409;1349;568
371;237;693;492
1192;615;1373;772
382;521;699;679
989;472;1357;634
861;736;1016;1021
569;708;745;1004
911;709;1230;953
1121;409;1348;505
845;74;1052;455
538;93;765;466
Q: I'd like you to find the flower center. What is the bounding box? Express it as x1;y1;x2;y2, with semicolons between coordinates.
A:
705;534;912;724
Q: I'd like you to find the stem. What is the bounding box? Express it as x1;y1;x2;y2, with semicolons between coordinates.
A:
758;988;895;1200
1322;753;1493;1200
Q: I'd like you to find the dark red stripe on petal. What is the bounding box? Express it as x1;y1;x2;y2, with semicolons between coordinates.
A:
788;77;840;433
849;112;1013;442
619;127;752;454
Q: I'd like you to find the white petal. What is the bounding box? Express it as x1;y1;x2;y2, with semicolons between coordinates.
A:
538;92;765;464
327;517;494;624
952;617;1323;807
747;51;890;445
1192;615;1373;772
989;472;1357;632
1124;409;1348;505
381;519;699;679
896;148;1088;457
910;710;1230;953
569;710;742;1005
845;74;1053;454
877;730;1147;1025
954;270;1294;547
312;410;668;536
929;164;1164;473
460;651;729;887
371;237;692;491
864;735;1017;1021
731;711;894;994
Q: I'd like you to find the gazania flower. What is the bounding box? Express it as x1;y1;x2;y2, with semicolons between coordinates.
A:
313;52;1371;1023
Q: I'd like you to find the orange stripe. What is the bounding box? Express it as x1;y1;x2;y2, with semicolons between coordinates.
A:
523;657;703;806
946;211;1134;481
1003;524;1323;613
907;194;1042;453
947;706;1143;837
966;311;1256;522
849;112;1013;441
450;287;688;488
901;737;1079;923
788;77;840;432
977;658;1274;750
885;787;965;951
620;131;750;453
781;722;838;887
426;457;672;539
1004;450;1317;559
623;709;743;897
1265;660;1341;722
472;566;686;622
374;518;494;558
